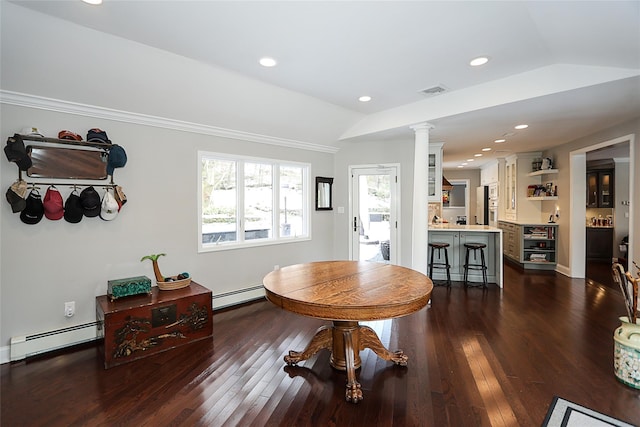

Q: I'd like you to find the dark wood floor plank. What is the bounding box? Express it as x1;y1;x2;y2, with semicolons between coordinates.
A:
2;262;640;426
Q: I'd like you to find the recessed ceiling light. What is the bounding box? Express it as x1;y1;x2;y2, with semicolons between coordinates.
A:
467;159;474;162
82;0;102;5
482;147;491;152
259;57;277;67
494;139;506;143
462;163;468;166
470;56;489;66
474;153;482;157
358;96;372;102
515;124;528;130
458;165;464;168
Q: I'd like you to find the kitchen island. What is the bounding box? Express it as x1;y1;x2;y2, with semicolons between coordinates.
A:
428;224;504;288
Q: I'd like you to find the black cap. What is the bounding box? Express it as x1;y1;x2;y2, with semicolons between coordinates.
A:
64;193;83;223
80;186;101;217
4;134;32;171
19;191;44;224
86;128;111;144
6;187;26;213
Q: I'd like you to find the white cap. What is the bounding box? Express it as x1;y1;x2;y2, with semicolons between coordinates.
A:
20;127;44;137
100;191;119;221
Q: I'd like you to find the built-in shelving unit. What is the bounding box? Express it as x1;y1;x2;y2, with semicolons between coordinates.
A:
527;169;558;177
527;196;558;201
498;221;558;270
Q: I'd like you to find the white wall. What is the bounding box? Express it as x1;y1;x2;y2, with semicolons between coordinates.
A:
0;3;356;356
614;159;630;260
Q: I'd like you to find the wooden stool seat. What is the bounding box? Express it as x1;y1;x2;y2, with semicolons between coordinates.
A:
428;242;451;287
463;243;488;288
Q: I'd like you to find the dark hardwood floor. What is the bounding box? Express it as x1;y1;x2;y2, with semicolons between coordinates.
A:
2;262;639;426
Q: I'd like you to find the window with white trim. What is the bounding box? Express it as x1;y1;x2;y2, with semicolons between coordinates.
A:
198;151;310;251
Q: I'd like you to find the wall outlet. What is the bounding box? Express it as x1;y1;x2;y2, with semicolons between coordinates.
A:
64;301;75;318
273;265;280;271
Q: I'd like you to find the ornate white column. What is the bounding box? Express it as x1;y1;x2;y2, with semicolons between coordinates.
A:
410;122;434;274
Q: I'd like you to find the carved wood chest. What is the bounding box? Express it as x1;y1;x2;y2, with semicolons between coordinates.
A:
96;281;213;369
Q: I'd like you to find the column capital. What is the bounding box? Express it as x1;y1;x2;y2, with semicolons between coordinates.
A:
409;122;435;133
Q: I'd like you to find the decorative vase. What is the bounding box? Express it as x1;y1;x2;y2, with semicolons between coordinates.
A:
613;316;640;389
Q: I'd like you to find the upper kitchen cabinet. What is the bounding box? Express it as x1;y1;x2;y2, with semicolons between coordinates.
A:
586;160;615;208
428;142;444;203
504;152;546;223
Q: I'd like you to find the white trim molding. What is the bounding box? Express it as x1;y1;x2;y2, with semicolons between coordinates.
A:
0;90;339;154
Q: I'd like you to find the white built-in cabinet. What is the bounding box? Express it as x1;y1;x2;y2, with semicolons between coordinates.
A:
428;142;444;203
504;152;551;223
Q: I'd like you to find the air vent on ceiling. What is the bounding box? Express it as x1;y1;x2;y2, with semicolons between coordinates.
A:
420;84;449;97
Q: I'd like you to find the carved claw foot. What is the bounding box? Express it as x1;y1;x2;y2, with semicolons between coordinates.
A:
284;350;304;366
345;381;363;403
391;350;408;366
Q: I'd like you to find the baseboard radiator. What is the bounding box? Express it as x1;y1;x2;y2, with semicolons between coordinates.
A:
5;284;265;364
10;323;99;362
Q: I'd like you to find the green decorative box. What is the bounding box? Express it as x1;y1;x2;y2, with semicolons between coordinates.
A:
108;276;152;301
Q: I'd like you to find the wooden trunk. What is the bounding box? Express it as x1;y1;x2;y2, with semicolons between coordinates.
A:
96;281;212;369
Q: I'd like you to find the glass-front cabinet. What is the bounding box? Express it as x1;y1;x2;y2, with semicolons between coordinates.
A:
586;160;614;208
586;171;598;207
427;142;444;203
599;170;614;207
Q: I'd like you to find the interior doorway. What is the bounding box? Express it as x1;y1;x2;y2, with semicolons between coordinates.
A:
349;165;400;264
442;179;470;225
569;134;635;279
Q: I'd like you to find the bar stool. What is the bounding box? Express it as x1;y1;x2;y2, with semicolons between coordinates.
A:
428;242;451;287
463;243;488;288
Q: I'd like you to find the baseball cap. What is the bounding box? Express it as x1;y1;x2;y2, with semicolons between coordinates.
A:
79;186;101;217
6;180;27;213
20;127;44;137
100;191;119;221
64;192;83;223
114;185;127;211
43;186;64;220
87;128;111;144
107;145;127;176
4;134;33;171
20;190;44;224
58;130;83;141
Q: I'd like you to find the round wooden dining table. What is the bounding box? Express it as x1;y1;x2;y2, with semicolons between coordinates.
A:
262;260;433;403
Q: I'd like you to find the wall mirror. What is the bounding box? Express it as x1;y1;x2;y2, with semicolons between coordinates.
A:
27;146;108;180
315;176;333;211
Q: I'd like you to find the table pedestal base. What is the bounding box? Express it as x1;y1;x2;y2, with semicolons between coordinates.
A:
284;320;408;403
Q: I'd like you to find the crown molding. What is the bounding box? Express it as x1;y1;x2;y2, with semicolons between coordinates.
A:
0;90;339;154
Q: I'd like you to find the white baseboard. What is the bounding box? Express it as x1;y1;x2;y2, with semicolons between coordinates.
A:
1;284;265;365
9;323;99;363
213;284;265;309
555;263;572;277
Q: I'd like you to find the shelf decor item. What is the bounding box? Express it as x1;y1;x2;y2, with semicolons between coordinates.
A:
613;316;640;389
107;275;152;301
140;253;191;291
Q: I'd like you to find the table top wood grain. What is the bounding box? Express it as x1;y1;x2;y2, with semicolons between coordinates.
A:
263;261;433;321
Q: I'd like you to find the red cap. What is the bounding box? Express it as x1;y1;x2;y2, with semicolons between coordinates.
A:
43;186;64;220
58;130;83;141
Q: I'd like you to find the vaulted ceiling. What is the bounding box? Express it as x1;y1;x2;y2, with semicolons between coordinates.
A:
10;1;640;168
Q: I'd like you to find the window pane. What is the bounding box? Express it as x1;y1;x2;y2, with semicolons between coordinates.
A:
202;158;237;243
280;165;304;237
244;162;273;240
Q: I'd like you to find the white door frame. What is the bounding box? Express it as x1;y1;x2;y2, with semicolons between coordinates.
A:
348;164;401;264
568;134;635;277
